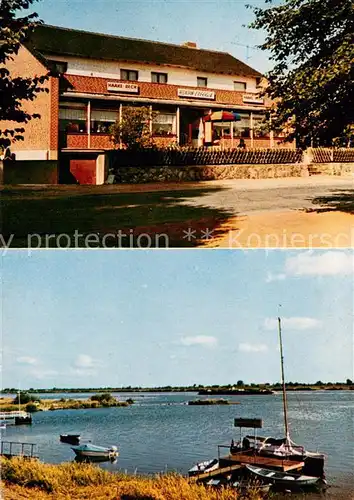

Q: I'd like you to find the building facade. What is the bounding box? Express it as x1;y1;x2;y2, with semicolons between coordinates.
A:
4;25;291;184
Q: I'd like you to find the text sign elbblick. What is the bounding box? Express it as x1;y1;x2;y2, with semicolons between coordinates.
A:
107;82;139;93
242;93;264;105
178;88;216;100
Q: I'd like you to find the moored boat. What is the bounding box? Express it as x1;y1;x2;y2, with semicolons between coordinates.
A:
246;464;323;488
188;458;219;476
71;443;118;460
232;479;272;495
189;315;327;485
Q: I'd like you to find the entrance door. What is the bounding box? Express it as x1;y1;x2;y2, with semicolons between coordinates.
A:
69;158;96;185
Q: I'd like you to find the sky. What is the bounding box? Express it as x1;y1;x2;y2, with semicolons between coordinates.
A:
31;0;274;73
1;249;353;389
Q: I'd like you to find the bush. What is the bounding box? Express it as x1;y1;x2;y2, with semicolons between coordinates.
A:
90;393;115;403
25;403;38;413
12;392;40;405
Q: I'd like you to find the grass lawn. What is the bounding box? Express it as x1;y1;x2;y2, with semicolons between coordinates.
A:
0;184;233;248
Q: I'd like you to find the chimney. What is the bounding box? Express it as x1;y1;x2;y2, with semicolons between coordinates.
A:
183;41;197;49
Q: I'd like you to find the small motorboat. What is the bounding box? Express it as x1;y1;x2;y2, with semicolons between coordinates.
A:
246;464;322;488
232;480;272;495
188;458;219;476
60;434;81;444
71;443;118;460
0;422;6;430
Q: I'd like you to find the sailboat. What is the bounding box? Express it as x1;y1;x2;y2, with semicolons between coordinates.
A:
189;316;326;486
244;317;326;478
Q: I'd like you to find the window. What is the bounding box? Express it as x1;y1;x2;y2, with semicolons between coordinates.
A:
234;81;247;91
151;72;168;84
232;112;250;138
197;77;208;88
253;114;269;137
91;109;118;134
152;113;176;136
59;108;87;133
48;60;68;74
120;69;138;81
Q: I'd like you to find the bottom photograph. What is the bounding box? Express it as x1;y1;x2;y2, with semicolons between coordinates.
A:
1;249;353;500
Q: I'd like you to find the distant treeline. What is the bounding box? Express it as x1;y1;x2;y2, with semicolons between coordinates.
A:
2;379;353;393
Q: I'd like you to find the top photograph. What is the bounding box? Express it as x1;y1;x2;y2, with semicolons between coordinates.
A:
0;0;353;249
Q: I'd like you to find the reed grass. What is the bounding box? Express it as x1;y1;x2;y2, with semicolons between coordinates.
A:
1;457;261;499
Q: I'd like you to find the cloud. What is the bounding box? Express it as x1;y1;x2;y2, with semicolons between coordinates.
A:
179;335;218;347
264;317;322;331
239;343;268;353
74;354;95;368
29;368;58;379
16;356;37;365
285;251;353;277
266;272;286;283
71;354;101;376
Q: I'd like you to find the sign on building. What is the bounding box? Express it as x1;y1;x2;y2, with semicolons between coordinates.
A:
242;93;264;104
107;82;139;93
178;88;215;100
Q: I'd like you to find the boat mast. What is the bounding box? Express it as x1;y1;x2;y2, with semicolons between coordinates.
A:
278;316;290;443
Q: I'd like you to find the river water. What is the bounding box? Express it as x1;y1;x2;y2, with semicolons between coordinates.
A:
2;391;353;497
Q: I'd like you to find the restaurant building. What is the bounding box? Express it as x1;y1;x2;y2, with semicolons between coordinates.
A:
4;24;288;184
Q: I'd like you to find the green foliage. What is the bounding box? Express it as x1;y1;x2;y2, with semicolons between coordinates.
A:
249;0;354;147
90;392;115;403
12;392;39;404
0;0;49;152
110;106;157;150
25;402;38;412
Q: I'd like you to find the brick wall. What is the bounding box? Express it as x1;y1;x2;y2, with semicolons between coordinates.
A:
2;46;58;159
66;134;89;149
152;136;177;148
90;134;113;149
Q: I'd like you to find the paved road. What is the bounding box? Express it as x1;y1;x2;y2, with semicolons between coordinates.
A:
179;176;354;216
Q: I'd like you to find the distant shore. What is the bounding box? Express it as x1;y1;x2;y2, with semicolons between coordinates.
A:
2;382;353;394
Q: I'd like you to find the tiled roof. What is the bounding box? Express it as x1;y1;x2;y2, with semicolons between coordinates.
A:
26;24;262;78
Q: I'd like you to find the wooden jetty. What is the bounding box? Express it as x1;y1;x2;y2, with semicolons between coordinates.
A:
189;464;242;483
0;411;32;425
219;452;304;472
1;441;38;459
190;452;304;484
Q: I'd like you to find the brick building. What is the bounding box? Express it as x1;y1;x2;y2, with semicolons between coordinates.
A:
4;24;287;184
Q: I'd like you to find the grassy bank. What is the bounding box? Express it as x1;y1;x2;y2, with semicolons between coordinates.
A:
0;395;131;413
1;457;259;499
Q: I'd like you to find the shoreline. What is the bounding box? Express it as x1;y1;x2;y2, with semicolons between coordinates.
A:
1;457;255;500
0;395;133;413
2;384;353;394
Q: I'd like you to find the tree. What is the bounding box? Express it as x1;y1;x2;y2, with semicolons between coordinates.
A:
0;0;48;154
12;392;40;404
110;106;157;150
249;0;354;147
